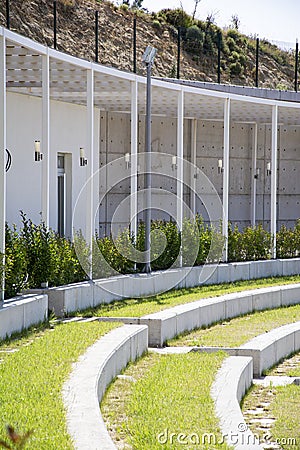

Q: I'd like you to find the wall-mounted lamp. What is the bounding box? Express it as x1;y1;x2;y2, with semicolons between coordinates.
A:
254;167;260;179
125;152;131;169
218;159;224;174
266;162;271;176
34;140;43;161
172;155;177;171
80;147;87;167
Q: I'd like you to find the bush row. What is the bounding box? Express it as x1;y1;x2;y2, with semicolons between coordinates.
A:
3;214;300;299
4;212;85;299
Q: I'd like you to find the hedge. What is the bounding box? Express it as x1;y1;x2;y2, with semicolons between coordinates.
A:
2;213;300;299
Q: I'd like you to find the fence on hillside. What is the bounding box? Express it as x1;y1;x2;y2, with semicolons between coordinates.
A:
2;0;300;91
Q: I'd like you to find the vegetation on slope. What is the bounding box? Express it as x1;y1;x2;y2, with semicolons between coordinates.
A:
0;0;296;89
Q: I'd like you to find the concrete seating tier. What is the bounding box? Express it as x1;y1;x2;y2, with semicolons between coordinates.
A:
140;284;300;347
212;320;300;449
63;325;148;450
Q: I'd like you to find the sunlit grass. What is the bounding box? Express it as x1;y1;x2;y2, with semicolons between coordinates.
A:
242;378;300;449
0;321;119;449
270;384;300;449
102;352;232;449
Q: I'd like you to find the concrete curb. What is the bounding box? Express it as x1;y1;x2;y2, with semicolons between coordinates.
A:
140;284;300;346
36;258;300;317
212;320;300;448
63;324;148;450
211;356;262;450
0;294;48;340
238;320;300;376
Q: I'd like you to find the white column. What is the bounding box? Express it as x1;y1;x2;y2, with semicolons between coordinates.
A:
0;35;6;301
251;123;258;227
177;90;184;267
191;118;197;216
222;98;230;261
86;68;94;275
130;80;138;241
177;90;184;233
41;51;50;227
271;104;278;258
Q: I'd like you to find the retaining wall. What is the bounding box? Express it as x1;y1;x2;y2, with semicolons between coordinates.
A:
45;258;300;317
0;294;48;340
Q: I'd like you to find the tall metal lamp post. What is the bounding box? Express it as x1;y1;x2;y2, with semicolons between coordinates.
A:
142;45;157;273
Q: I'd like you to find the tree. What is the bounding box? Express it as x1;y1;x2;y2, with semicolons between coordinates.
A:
122;0;144;8
192;0;201;20
231;14;240;30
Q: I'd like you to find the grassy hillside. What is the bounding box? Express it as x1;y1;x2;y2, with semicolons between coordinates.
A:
0;0;296;89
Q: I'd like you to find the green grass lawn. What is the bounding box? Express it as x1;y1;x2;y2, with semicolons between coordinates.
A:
77;275;300;318
0;321;119;449
168;304;300;347
242;377;300;449
1;275;300;449
270;384;300;449
101;352;232;450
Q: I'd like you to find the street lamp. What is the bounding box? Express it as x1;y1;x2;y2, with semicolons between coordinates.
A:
142;45;157;274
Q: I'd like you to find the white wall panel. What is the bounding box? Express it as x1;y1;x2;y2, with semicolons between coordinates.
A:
7;92;100;234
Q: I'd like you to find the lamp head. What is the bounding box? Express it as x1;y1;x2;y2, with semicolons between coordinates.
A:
142;46;157;65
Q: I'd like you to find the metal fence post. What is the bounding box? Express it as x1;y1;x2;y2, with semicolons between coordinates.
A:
295;39;299;92
255;37;259;87
217;31;221;84
177;27;181;79
133;17;137;73
6;0;10;29
95;10;99;63
53;0;57;50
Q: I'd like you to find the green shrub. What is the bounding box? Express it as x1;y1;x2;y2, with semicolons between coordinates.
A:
152;19;161;29
49;234;86;287
226;28;247;46
226;36;237;52
19;211;54;289
158;8;193;29
276;220;300;258
95;229;135;277
238;52;247;65
3;212;300;300
119;3;129;11
4;223;27;298
228;223;272;262
230;61;243;76
136;220;181;270
185;25;204;53
4;213;87;298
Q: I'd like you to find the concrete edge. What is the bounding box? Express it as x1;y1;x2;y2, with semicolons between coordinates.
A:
63;324;148;450
211;356;263;450
34;257;300;317
211;320;300;448
141;284;300;346
0;294;48;340
239;320;300;376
